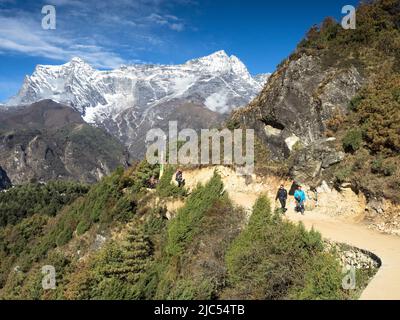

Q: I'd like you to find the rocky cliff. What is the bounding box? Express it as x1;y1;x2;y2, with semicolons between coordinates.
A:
235;53;363;159
234;0;400;191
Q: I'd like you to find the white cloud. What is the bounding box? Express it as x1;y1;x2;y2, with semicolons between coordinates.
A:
145;13;185;31
0;15;126;68
46;0;86;6
170;23;184;31
0;0;191;68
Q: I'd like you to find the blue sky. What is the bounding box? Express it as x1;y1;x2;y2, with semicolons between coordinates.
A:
0;0;359;102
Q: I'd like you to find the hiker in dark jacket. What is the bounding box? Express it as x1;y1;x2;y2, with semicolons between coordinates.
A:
175;170;185;188
275;185;288;213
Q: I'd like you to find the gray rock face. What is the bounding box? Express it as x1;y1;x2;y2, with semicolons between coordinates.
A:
366;199;386;216
290;138;345;184
0;100;129;185
0;166;11;190
325;241;381;270
237;54;364;160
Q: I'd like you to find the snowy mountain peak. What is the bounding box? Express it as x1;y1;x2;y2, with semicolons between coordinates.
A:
213;49;228;56
66;57;94;70
7;51;270;157
186;50;249;76
69;56;86;64
34;57;93;74
193;50;229;61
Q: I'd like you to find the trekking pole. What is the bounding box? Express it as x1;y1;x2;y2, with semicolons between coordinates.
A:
159;150;165;179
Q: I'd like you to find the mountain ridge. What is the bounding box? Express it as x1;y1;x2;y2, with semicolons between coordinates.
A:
7;51;270;158
7;50;270;114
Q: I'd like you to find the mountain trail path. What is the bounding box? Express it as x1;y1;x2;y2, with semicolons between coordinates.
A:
177;166;400;300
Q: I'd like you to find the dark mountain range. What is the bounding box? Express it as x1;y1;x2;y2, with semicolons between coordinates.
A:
0;100;129;185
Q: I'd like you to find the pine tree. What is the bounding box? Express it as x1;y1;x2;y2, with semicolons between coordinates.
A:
102;228;153;284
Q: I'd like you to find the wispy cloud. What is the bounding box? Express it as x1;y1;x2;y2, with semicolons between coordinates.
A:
0;15;126;68
0;0;193;68
145;13;185;31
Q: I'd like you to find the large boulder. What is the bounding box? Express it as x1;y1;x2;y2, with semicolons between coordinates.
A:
290;138;345;184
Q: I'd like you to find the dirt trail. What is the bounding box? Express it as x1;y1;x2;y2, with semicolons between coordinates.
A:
289;212;400;300
181;166;400;300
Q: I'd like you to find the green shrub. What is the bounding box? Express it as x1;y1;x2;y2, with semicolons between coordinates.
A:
334;166;352;183
92;278;133;300
225;196;344;300
356;74;400;154
73;228;153;300
392;88;400;103
165;172;224;256
76;220;91;236
130;161;160;193
353;148;370;171
165;278;215;300
56;228;73;247
151;173;235;299
349;95;364;111
143;207;167;236
343;129;363;153
0;181;88;227
371;157;397;176
291;253;345;300
26;168;130;258
107;197;135;223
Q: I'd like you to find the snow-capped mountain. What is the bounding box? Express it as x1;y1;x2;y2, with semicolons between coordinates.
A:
7;50;270;157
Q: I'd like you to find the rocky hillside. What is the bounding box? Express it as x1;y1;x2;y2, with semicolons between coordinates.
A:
233;0;400;204
7;51;270;157
0;100;129;185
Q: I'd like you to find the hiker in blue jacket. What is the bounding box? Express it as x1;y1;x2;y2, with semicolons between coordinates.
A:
294;185;306;215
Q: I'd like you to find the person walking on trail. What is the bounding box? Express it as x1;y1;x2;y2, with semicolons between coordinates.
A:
294;185;306;215
175;169;185;188
148;176;159;189
275;185;288;213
